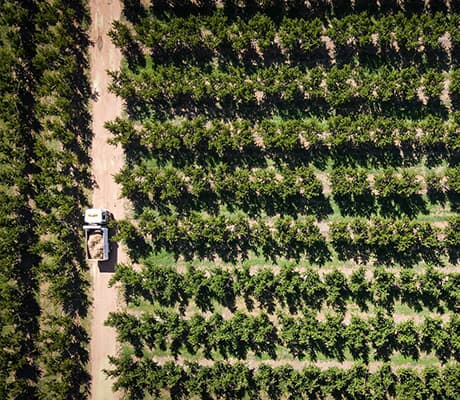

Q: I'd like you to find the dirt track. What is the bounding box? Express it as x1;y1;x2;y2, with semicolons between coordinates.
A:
88;0;125;398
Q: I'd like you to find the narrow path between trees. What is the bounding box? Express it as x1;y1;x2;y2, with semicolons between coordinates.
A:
88;0;126;398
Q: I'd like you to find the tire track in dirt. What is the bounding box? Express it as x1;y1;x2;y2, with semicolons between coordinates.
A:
88;0;126;398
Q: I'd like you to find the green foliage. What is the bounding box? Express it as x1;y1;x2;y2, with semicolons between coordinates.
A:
331;217;444;266
396;320;420;360
108;302;460;363
369;309;396;361
373;168;422;198
396;368;424;400
346;317;371;362
118;162;326;216
128;213;330;263
372;268;398;311
324;269;348;311
331;166;371;197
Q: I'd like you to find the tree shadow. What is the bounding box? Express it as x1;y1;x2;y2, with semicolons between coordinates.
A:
427;188;447;207
334;193;375;218
447;191;460;213
112;220;151;263
122;0;148;23
378;195;428;219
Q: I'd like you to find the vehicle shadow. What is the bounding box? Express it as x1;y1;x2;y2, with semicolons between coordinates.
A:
98;225;118;273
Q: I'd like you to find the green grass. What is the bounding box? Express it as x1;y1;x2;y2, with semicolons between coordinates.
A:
390;354;439;367
133;343;443;368
142;250;178;268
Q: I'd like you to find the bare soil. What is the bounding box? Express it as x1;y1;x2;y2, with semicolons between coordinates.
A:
88;0;126;398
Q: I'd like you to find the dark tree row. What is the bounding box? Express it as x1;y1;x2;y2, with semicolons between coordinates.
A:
125;0;458;20
33;1;92;397
111;263;460;314
331;166;460;217
0;2;41;397
0;1;91;398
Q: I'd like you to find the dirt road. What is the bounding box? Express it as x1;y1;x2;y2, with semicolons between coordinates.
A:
88;0;126;398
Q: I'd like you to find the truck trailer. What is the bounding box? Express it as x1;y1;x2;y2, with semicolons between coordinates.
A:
84;208;110;261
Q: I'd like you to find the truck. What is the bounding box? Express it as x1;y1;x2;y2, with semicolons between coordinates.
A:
83;208;110;261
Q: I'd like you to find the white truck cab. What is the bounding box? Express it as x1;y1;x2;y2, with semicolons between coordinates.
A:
84;208;110;225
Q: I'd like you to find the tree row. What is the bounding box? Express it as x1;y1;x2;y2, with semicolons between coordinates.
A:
125;0;455;17
330;165;460;217
117;213;329;263
116;161;460;217
0;2;42;397
111;263;460;314
116;213;459;265
330;216;459;265
107;114;457;166
112;11;460;65
107;308;460;363
32;1;92;396
108;355;460;400
109;63;452;115
116;163;327;216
